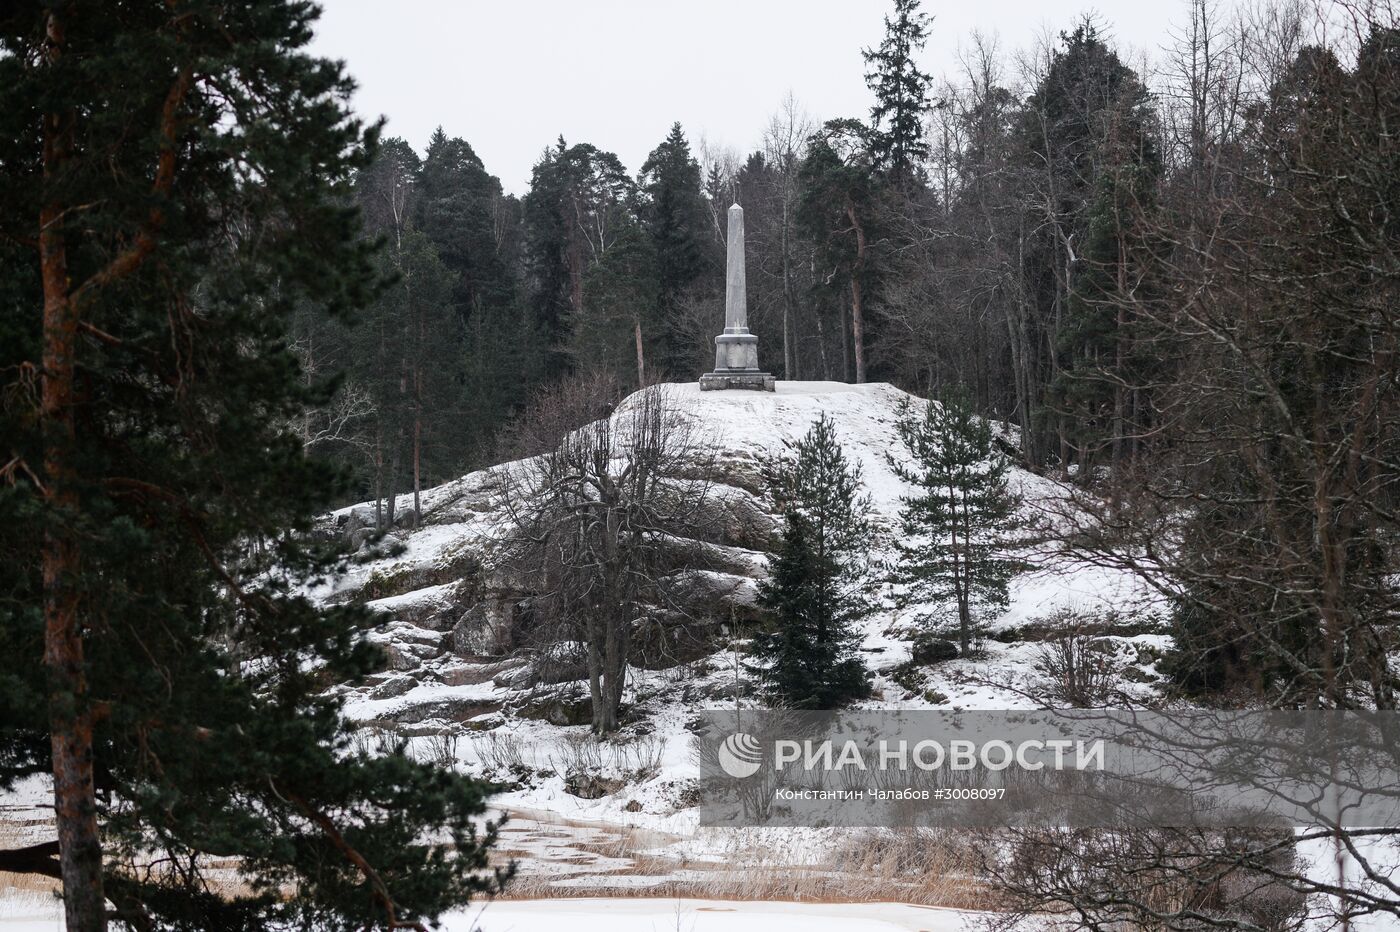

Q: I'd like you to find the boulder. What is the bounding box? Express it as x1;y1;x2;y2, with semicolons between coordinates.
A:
386;696;501;726
451;600;515;656
565;772;626;799
516;692;592;727
438;658;525;687
367;674;418;700
911;635;959;665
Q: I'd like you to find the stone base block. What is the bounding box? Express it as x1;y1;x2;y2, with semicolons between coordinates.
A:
714;331;761;371
699;371;776;392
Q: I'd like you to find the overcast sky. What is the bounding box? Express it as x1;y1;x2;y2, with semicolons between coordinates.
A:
310;0;1206;196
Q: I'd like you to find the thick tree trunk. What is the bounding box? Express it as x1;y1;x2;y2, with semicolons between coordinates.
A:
40;13;106;925
849;277;867;386
1008;222;1038;466
780;202;796;380
633;318;645;388
412;407;421;528
838;302;851;382
846;199;868;384
586;635;607;733
600;625;625;734
1111;233;1129;487
42;232;107;932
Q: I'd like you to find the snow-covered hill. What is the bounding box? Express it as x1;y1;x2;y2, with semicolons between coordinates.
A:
298;381;1178;901
315;379;1167;743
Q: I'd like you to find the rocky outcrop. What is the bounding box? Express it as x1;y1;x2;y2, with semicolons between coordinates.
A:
314;382;1070;728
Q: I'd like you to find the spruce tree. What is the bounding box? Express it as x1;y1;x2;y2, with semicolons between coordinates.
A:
638;123;709;372
863;0;934;185
0;3;501;929
889;394;1023;654
750;416;873;709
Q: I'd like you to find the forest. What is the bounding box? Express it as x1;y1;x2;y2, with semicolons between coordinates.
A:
305;0;1400;706
3;0;1399;929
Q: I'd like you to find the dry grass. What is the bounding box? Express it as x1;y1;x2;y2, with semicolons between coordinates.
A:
491;815;995;909
3;797;994;913
0;803;61;900
0;804;262;905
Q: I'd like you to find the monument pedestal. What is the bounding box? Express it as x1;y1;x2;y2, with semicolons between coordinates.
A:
701;329;775;391
699;370;776;391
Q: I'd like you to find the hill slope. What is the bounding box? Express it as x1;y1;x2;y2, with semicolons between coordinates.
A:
313;381;1166;735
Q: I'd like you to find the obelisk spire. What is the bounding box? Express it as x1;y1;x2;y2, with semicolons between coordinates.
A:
699;201;775;391
724;203;747;333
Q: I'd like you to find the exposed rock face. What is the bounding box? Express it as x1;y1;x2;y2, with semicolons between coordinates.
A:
313;381;1058;728
451;602;514;657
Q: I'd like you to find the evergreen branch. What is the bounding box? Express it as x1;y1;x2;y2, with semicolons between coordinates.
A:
69;64;193;313
283;789;428;932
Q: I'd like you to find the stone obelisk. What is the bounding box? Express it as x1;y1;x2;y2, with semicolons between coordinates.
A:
699;202;775;391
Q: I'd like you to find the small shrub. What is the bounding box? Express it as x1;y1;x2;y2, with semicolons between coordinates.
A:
349;722;399;757
1034;633;1117;708
888;662;948;704
476;731;526;774
422;731;460;771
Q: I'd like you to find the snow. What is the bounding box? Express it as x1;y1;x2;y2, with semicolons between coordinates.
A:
447;898;983;932
0;896;985;932
301;382;1177;895
0;893;63;932
319;380;1166;661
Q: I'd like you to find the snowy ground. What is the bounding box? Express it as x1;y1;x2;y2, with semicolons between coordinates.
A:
450;898;984;932
0;896;986;932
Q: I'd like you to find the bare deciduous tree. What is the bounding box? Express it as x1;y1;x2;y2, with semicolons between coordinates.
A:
497;384;716;732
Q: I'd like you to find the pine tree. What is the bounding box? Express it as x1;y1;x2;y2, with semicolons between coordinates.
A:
638;123;709;373
888;394;1023;654
797;120;880;383
582;218;658;386
415;128;534;467
863;0;934;185
522;140;636;377
0;3;501;929
749;416;873;709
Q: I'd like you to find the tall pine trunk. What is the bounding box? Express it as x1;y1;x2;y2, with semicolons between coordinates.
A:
838;302;851;382
412;405;421;526
780;200;796;379
846;198;868;384
1111;222;1129;491
40;13;106;924
412;305;423;526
